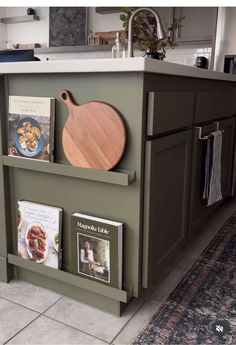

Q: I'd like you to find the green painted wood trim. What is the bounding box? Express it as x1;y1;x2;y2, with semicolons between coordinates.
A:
0;257;8;282
0;256;13;282
3;156;135;186
0;77;14;284
8;254;128;303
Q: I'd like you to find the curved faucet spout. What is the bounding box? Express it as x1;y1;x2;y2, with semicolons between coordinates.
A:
127;7;166;58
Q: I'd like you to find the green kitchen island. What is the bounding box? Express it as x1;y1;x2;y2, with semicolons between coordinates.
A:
0;58;236;315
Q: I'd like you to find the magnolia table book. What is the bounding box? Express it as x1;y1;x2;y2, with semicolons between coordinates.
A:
8;95;55;162
17;201;63;269
71;213;123;289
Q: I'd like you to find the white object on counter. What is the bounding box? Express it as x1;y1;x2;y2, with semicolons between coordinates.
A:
111;32;125;58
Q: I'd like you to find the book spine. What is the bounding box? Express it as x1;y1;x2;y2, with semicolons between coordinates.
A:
58;209;63;269
49;99;55;163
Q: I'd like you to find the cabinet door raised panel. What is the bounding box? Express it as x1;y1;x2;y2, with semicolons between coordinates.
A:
174;7;217;42
220;118;235;198
142;130;192;288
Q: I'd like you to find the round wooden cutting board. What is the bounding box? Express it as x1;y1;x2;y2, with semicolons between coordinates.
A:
60;90;126;170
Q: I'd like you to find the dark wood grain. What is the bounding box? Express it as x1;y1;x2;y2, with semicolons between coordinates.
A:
60;90;126;170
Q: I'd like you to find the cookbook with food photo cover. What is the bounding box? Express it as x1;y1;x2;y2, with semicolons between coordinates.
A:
8;95;55;162
17;200;63;269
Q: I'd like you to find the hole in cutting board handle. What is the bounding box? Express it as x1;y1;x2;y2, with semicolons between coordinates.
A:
61;91;68;101
60;90;78;107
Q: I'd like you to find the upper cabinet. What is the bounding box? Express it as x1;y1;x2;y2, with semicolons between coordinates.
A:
173;7;218;42
153;7;217;44
94;7;218;44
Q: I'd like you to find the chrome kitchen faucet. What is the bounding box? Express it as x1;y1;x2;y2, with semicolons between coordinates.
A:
127;7;166;58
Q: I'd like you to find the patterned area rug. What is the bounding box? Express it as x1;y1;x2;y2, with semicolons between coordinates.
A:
133;213;236;345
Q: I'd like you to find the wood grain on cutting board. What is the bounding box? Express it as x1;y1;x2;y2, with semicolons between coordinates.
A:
60;90;126;170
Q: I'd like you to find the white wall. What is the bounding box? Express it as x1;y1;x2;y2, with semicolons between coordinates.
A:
2;7;123;47
5;7;49;47
214;7;236;72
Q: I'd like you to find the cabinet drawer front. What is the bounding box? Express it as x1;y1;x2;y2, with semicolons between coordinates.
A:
147;92;195;135
195;91;236;123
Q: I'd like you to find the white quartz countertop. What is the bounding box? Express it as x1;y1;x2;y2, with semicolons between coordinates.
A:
1;57;236;82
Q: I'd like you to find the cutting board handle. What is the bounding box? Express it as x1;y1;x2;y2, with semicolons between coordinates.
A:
60;90;79;107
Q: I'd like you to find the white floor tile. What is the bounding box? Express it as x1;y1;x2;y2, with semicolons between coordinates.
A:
0;279;61;313
112;299;160;345
45;296;144;342
0;298;38;344
8;315;107;345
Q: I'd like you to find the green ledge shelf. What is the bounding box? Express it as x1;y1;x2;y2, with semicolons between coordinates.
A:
8;254;129;303
2;156;135;186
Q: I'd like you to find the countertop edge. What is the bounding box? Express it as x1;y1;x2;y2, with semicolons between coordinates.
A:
0;58;236;82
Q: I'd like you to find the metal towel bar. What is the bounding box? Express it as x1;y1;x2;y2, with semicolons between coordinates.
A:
196;122;224;140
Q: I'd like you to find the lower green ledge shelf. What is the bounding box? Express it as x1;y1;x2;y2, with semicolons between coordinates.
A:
8;254;129;303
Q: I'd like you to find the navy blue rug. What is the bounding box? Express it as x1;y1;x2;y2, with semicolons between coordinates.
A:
132;213;236;344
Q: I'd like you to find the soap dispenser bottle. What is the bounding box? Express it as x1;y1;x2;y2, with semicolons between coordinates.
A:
112;32;125;58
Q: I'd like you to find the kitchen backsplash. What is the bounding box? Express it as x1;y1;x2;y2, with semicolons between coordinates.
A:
165;47;211;67
35;46;212;68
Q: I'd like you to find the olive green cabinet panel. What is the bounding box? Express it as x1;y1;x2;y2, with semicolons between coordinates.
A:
147;92;195;135
0;72;146;315
142;129;192;288
195;91;236;123
189;118;235;239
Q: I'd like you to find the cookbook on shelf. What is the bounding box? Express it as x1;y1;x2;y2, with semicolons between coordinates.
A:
8;95;55;162
17;200;63;269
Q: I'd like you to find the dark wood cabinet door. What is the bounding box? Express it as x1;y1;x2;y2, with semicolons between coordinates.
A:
142;130;192;288
220;118;235;197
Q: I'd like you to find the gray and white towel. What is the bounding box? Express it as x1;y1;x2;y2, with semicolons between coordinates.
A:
203;135;213;200
207;130;223;206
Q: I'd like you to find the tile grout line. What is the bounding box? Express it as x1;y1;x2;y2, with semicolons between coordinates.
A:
3;313;41;345
1;295;63;345
41;295;64;314
0;294;63;315
109;298;149;344
2;294;110;345
42;314;110;344
0;296;42;315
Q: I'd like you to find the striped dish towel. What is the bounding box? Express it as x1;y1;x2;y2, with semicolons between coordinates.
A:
203;135;213;199
207;130;223;206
